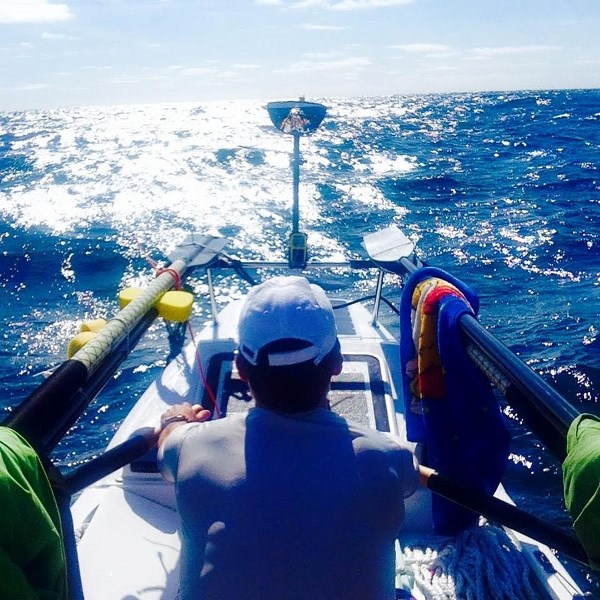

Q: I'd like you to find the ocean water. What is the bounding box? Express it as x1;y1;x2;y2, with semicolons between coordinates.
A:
1;89;599;592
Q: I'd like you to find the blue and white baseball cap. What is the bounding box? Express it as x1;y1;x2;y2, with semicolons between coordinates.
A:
238;276;337;367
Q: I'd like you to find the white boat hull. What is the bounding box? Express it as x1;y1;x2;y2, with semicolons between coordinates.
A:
71;299;583;599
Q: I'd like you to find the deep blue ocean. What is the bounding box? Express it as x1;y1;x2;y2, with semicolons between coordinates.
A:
1;89;599;593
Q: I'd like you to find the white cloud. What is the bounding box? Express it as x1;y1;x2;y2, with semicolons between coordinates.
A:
299;23;348;30
328;0;413;9
265;0;412;8
14;82;50;91
392;43;453;54
575;58;600;65
230;63;260;70
0;0;72;24
470;45;561;59
180;66;218;76
217;71;243;80
277;55;371;73
424;65;459;72
391;43;560;63
287;0;329;7
303;50;345;59
42;32;77;40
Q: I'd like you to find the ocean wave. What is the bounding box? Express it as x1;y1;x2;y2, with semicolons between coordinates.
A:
1;90;599;469
539;176;600;191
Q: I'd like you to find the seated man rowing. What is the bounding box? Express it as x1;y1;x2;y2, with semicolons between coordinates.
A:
158;275;419;599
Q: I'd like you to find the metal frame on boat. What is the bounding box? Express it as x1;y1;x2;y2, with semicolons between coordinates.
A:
1;99;592;599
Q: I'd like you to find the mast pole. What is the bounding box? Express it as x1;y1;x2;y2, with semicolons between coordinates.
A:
265;97;327;269
292;131;301;235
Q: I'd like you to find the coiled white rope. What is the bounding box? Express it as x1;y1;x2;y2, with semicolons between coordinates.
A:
396;522;537;599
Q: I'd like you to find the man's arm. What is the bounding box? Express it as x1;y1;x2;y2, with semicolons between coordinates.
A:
157;403;212;483
156;403;211;447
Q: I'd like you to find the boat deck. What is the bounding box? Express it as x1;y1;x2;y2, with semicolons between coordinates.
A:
70;300;583;600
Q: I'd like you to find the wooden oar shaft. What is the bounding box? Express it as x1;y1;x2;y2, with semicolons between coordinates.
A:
419;465;588;566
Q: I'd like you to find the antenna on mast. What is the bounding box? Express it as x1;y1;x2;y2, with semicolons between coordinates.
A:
266;98;327;269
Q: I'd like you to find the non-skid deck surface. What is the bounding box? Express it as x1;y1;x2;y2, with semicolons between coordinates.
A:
212;353;390;432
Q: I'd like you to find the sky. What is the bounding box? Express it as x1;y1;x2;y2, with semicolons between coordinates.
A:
0;0;599;111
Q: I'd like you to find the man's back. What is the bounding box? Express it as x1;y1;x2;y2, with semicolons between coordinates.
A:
160;407;418;600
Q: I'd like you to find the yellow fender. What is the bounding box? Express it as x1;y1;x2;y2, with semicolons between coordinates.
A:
66;319;107;358
156;290;194;322
118;287;142;309
119;287;194;322
68;285;194;359
67;331;97;359
80;318;107;333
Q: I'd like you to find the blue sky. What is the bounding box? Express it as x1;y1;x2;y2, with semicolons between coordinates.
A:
1;0;599;111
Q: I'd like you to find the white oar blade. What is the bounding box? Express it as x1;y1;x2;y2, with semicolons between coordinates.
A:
168;234;229;267
362;225;415;263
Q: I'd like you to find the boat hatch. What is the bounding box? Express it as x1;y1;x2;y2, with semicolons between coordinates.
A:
214;352;391;432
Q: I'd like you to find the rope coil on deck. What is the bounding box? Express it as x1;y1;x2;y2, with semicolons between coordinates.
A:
397;523;537;600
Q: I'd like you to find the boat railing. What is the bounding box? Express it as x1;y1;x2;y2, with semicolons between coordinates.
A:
205;257;382;324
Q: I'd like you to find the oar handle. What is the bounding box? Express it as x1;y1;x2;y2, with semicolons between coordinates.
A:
419;465;588;566
64;427;158;495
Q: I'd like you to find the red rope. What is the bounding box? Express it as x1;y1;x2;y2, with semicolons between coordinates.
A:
186;321;221;418
137;241;182;289
155;267;183;291
137;240;159;269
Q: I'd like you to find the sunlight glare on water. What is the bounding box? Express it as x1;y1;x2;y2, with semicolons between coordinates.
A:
1;89;599;597
0;95;598;576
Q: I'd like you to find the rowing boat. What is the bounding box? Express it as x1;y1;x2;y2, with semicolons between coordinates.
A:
3;100;592;599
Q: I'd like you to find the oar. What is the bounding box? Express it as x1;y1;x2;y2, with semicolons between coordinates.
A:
419;465;589;567
362;226;421;324
363;225;579;462
362;224;420;274
459;315;578;461
363;226;592;564
3;233;228;455
64;427;159;495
